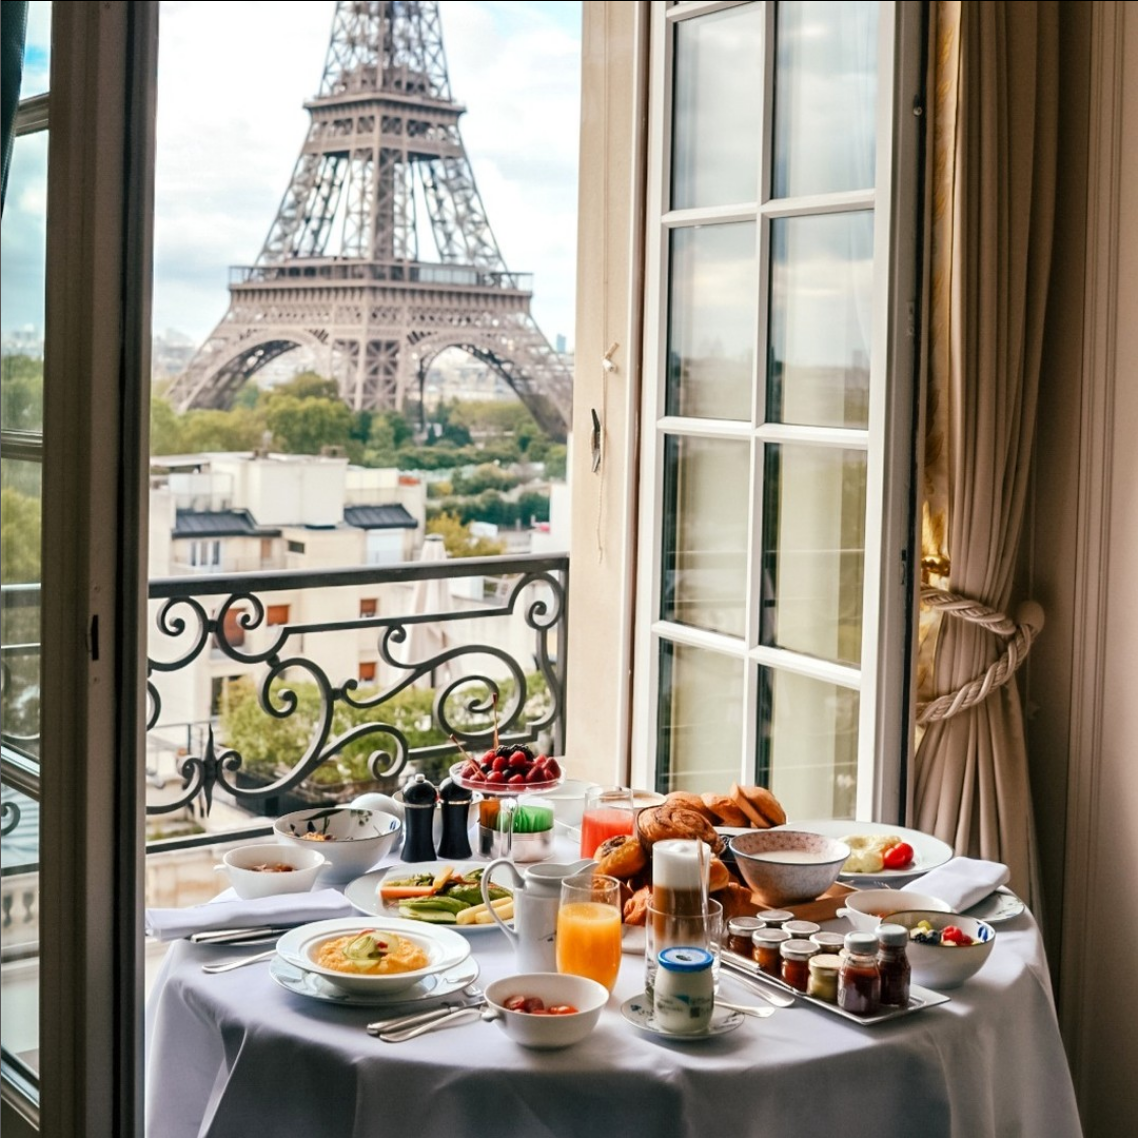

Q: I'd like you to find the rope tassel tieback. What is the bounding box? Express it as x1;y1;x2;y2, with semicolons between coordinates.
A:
916;588;1045;725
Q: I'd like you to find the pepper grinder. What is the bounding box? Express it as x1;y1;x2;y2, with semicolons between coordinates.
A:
437;777;473;860
400;773;438;862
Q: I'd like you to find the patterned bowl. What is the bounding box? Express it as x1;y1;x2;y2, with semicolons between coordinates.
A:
728;830;851;907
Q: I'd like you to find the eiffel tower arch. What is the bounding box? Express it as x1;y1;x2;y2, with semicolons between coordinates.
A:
166;0;572;441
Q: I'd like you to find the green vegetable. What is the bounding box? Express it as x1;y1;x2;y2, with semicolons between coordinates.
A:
398;905;457;924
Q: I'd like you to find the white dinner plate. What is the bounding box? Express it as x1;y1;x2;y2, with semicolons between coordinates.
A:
620;994;743;1040
276;917;471;995
772;819;953;884
345;863;513;933
269;954;480;1008
964;886;1026;924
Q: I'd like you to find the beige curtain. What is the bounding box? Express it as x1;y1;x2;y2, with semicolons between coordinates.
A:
915;1;1058;906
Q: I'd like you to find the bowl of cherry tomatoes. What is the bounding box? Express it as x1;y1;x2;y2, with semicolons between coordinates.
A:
484;973;608;1049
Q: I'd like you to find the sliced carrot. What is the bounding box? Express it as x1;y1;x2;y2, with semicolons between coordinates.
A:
379;885;436;900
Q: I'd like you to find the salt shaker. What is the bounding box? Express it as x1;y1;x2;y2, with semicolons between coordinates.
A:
400;773;438;862
437;777;473;860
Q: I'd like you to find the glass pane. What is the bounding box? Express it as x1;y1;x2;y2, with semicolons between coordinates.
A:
761;444;865;666
661;435;749;638
671;4;763;210
657;641;744;793
18;1;52;99
1;781;40;1077
757;667;858;818
767;212;873;429
1;460;42;757
667;223;757;420
1;130;48;432
772;0;878;199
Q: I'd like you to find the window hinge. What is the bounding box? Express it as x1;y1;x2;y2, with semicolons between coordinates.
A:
88;615;100;662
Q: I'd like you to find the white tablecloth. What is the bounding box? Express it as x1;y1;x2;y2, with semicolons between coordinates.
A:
145;860;1082;1138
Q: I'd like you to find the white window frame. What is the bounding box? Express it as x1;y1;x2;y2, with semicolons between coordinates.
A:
629;0;923;822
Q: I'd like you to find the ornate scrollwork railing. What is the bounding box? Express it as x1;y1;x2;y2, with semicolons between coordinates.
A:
144;553;567;817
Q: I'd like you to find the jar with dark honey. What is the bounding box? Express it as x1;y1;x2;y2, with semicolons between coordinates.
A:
779;938;819;992
727;916;765;956
752;927;792;976
838;931;881;1015
876;923;911;1007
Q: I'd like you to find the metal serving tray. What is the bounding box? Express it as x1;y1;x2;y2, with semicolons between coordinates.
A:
722;950;951;1026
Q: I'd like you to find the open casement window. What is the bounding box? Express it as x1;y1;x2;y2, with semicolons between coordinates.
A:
629;0;922;821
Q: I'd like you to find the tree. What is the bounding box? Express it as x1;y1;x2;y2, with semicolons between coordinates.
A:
426;511;506;558
270;371;341;402
1;487;42;583
265;393;354;455
0;355;44;429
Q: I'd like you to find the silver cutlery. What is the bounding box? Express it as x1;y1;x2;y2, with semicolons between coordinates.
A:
720;959;797;1007
377;1002;492;1042
201;949;277;974
191;926;291;945
367;985;485;1036
715;999;776;1019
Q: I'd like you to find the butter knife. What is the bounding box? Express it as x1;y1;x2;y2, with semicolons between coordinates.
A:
190;926;291;945
377;1003;489;1042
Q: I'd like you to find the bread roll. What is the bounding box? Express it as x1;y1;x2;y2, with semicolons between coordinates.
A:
665;791;718;823
700;792;749;828
594;833;648;879
636;801;724;855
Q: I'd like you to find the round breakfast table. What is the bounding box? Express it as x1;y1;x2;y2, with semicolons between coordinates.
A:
144;861;1082;1138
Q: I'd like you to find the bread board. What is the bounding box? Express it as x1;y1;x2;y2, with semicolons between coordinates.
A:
782;881;859;923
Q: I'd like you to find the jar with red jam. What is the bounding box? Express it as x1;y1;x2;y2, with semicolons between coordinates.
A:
752;927;792;976
779;938;819;992
838;931;881;1015
876;923;911;1007
727;917;765;956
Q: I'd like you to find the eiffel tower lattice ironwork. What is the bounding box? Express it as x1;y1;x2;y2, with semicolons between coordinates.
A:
166;0;572;440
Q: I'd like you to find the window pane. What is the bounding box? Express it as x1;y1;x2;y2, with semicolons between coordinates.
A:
657;641;743;793
671;4;763;210
1;131;48;432
772;0;878;199
757;667;858;818
661;435;749;638
1;781;40;1077
667;223;756;420
1;459;42;757
761;443;865;666
767;211;873;429
18;1;52;99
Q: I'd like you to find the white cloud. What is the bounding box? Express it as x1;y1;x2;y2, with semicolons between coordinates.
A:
153;0;580;350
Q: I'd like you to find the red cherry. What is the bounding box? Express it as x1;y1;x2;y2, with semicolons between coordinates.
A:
507;772;527;785
521;997;545;1013
492;755;509;772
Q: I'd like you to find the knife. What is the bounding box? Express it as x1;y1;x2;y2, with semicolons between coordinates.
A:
190;926;291;945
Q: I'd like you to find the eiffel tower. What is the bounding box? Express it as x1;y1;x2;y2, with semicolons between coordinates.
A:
166;0;572;440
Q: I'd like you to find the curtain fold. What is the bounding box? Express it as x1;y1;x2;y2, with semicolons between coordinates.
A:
1;0;30;215
914;0;1059;907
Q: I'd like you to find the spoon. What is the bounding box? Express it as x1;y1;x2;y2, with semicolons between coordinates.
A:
201;949;277;974
716;999;775;1019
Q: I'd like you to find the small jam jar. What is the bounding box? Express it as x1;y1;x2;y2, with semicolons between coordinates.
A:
876;923;911;1008
807;953;842;1003
654;947;715;1035
752;928;792;976
756;909;794;930
779;938;819;992
783;919;821;941
838;932;882;1015
810;931;846;955
727;917;766;956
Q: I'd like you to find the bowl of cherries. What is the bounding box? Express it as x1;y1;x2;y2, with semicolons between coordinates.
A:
452;746;563;794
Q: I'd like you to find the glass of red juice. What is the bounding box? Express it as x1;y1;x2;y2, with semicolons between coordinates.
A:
580;786;636;858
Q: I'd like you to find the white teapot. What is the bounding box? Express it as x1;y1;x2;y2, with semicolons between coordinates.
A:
481;858;594;973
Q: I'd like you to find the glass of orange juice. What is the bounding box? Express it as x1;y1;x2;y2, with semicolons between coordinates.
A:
556;873;623;992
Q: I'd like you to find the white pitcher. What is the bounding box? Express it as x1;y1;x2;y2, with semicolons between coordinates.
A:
481;857;595;973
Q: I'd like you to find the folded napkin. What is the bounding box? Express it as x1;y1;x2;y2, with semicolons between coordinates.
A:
908;856;1011;913
145;887;354;942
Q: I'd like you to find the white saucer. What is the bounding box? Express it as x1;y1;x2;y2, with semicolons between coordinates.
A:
964;886;1026;924
269;955;480;1007
620;994;743;1040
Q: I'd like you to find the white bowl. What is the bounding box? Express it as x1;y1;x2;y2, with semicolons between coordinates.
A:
274;807;402;883
728;830;851;907
540;779;600;827
837;889;953;933
217;842;327;900
884;910;996;989
278;917;471;996
484;973;608;1049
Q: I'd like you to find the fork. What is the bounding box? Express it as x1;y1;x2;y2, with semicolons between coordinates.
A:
201;949;276;974
366;984;485;1036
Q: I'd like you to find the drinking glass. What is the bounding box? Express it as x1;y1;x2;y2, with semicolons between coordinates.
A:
579;786;636;858
556;873;623;992
645;898;724;1005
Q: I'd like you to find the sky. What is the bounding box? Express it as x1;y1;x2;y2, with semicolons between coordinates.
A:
1;0;582;353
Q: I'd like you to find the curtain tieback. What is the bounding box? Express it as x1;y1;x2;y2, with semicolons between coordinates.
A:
915;589;1045;725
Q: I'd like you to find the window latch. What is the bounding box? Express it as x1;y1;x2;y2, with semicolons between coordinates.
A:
590;408;602;473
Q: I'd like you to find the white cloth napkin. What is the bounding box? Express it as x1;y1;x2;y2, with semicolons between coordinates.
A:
145;887;354;941
908;856;1011;912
